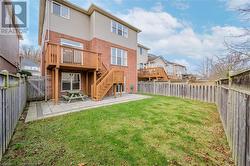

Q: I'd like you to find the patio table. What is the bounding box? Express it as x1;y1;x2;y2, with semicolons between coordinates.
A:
62;90;87;103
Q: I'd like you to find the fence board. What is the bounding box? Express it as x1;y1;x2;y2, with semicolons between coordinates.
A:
0;80;27;160
27;77;45;101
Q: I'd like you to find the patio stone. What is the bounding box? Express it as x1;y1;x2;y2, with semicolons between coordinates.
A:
25;94;150;122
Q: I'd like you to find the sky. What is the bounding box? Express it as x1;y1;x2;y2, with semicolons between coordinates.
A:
23;0;250;73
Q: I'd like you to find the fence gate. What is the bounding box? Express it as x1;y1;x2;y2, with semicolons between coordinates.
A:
27;77;45;101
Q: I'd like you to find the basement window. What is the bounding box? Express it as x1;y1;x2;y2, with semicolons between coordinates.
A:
61;73;81;91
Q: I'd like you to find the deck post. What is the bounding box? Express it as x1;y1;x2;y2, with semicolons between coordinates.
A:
120;84;122;97
86;72;88;96
93;70;96;99
55;68;59;104
114;84;116;98
56;45;60;67
51;69;55;99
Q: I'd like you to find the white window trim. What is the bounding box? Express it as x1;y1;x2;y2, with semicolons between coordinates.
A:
61;72;81;92
60;38;83;49
51;1;70;19
111;20;128;38
111;47;128;66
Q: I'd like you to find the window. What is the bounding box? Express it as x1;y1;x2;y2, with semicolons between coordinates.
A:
118;24;123;36
52;2;60;16
116;84;125;93
61;39;83;64
111;47;127;66
52;1;70;19
139;63;144;69
117;49;122;65
61;39;83;49
139;47;143;55
61;73;81;91
111;20;128;38
112;21;117;33
123;27;128;38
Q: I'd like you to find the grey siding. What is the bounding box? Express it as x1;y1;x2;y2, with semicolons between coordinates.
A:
48;1;91;40
90;11;137;50
0;34;19;73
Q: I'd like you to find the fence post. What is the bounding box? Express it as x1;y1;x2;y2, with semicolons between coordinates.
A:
228;72;233;149
17;74;22;116
2;71;9;89
153;80;156;94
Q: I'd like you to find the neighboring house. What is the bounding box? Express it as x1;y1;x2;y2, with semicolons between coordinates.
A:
39;0;141;103
137;43;149;69
137;52;168;81
137;51;187;80
172;63;187;79
147;54;168;74
0;0;22;73
20;58;41;77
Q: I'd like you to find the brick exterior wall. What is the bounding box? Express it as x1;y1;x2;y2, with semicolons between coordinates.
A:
42;30;137;94
90;38;137;92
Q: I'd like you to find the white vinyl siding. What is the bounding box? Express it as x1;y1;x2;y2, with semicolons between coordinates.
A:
111;20;128;38
111;47;127;66
52;1;70;19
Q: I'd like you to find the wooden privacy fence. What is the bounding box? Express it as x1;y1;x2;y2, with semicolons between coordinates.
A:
0;72;27;160
138;81;250;166
27;77;45;101
138;81;216;102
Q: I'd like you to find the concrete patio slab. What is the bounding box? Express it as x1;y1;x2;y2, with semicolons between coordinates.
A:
25;94;150;122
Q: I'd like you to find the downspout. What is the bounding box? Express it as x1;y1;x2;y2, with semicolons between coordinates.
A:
44;0;50;101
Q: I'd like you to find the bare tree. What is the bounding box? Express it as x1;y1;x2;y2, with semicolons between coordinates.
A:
225;4;250;57
20;45;41;64
210;3;250;79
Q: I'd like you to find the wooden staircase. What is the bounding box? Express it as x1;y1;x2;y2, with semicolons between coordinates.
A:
92;62;124;100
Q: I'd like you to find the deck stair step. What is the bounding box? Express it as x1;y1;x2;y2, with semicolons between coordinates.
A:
93;67;124;100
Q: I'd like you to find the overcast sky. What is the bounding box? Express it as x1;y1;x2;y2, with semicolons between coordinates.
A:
24;0;250;73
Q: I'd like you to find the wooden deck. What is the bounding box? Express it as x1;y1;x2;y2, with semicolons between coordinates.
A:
138;67;169;81
44;42;125;103
45;42;100;70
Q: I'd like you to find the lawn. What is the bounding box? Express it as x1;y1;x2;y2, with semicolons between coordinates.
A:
1;95;233;165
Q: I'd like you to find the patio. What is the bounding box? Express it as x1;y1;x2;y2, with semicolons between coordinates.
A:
25;94;150;122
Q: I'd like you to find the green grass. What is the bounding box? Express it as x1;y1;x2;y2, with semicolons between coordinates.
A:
1;95;233;165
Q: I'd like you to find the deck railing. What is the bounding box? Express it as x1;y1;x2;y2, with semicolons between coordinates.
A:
138;67;168;79
45;42;100;69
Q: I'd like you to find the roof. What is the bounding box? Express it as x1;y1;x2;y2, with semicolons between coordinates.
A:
172;63;186;68
148;54;186;68
38;0;141;45
148;54;158;61
137;43;150;50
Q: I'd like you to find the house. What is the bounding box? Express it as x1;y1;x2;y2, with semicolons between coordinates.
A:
169;63;187;79
136;47;187;81
137;43;150;69
0;0;22;73
38;0;141;103
20;58;41;77
137;50;168;81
